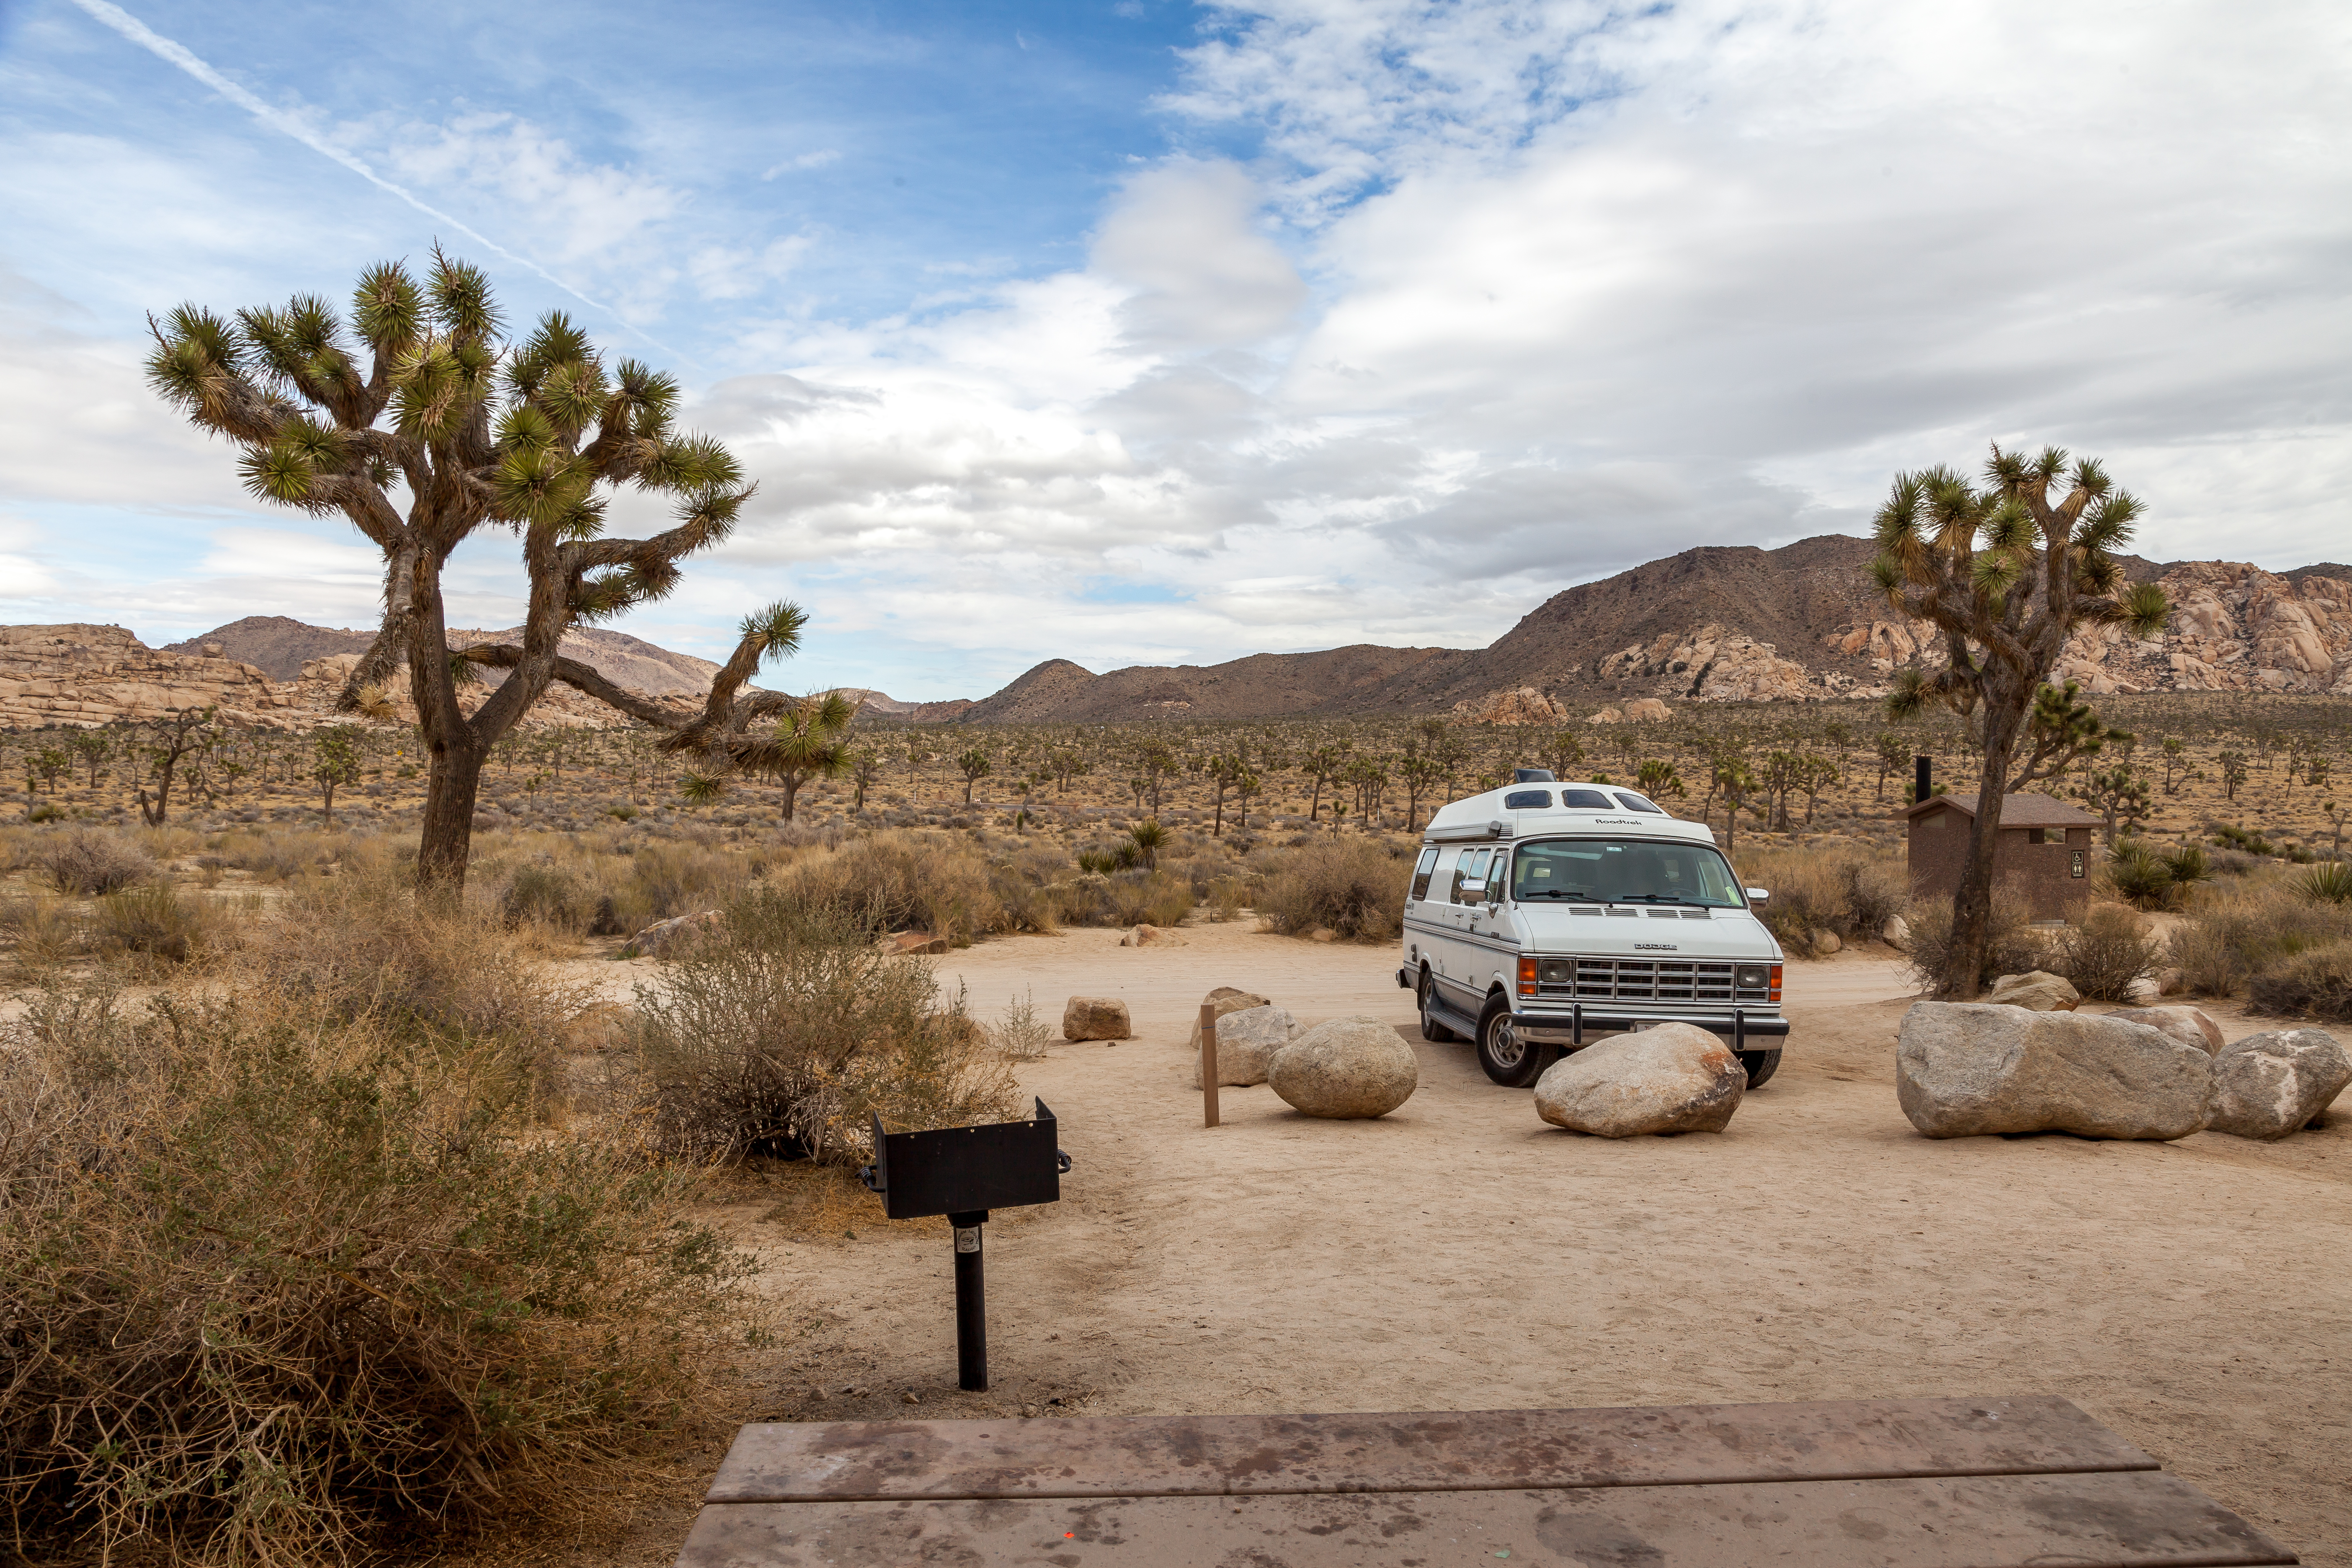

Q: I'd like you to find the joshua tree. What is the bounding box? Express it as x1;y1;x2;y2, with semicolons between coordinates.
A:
67;730;108;788
145;250;799;889
743;692;858;821
134;707;218;827
1711;756;1758;853
31;748;66;794
1871;445;2169;997
2218;749;2248;802
2074;765;2151;844
312;725;363;824
1635;758;1686;801
1872;732;1906;802
847;748;881;812
955;747;992;805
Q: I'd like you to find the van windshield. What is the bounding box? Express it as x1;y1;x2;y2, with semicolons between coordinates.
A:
1510;838;1746;908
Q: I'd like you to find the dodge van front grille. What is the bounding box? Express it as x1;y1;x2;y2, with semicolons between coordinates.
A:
1533;958;1771;1006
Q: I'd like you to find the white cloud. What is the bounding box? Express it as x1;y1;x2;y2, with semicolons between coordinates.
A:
7;0;2348;699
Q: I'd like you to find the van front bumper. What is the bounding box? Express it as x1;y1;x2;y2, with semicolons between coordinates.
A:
1511;1007;1789;1045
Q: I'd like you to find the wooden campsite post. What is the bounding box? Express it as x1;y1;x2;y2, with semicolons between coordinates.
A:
1200;1003;1220;1128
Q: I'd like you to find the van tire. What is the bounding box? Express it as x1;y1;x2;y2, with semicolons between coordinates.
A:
1476;998;1555;1087
1417;972;1456;1042
1738;1048;1782;1089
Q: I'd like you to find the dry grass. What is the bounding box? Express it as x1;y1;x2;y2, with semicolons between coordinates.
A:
1254;837;1413;939
0;924;758;1564
1900;895;2050;995
2171;870;2352;1002
1735;844;1906;956
632;890;1022;1166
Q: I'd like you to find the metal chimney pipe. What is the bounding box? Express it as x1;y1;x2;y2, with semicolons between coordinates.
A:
1914;755;1932;803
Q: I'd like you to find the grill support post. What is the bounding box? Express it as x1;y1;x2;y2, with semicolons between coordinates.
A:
949;1209;989;1391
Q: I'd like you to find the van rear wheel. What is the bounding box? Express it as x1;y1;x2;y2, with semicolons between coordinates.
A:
1738;1048;1782;1090
1477;1000;1555;1087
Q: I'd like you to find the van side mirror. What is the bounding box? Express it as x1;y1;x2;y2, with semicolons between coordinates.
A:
1746;887;1770;902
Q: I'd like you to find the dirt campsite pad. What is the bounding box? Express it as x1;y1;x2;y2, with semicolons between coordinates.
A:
560;923;2348;1566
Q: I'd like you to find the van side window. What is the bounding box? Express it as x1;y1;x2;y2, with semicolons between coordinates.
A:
1450;848;1489;903
1503;789;1551;809
1559;788;1613;808
1409;847;1438;901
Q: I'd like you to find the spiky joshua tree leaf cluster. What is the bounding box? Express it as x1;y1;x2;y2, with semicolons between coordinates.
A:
147;250;835;885
1867;443;2171;996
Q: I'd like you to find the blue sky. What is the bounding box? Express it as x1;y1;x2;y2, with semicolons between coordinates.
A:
2;0;2347;699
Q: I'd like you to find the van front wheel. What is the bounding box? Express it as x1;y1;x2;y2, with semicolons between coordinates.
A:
1418;972;1456;1043
1738;1048;1782;1089
1477;1000;1555;1087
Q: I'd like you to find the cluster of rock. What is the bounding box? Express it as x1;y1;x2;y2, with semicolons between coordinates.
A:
0;624;304;729
1896;997;2349;1142
1820;561;2352;697
1584;698;1673;724
1595;624;1876;703
1449;687;1571;726
0;622;690;734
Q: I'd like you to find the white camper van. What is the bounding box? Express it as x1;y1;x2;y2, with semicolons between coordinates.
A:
1396;769;1788;1088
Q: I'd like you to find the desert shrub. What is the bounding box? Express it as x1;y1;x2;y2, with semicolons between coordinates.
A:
2107;839;2177;910
2246;938;2352;1022
239;869;596;1058
2051;904;2162;1002
501;859;595;934
43;828;154;894
2167;875;2352;999
1257;838;1411;940
1739;847;1905;952
2298;861;2352;905
616;840;756;927
91;882;220;967
992;988;1054;1061
209;826;341;884
0;892;83;969
1902;895;2046;994
1207;874;1255;922
633;891;1019;1163
0;978;752;1563
769;833;1002;941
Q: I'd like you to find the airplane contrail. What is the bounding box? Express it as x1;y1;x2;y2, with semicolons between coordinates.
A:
68;0;681;357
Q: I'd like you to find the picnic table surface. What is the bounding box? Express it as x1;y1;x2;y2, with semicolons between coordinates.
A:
675;1395;2296;1566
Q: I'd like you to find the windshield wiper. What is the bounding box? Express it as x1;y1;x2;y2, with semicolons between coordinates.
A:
1520;888;1592;900
1614;894;1698;905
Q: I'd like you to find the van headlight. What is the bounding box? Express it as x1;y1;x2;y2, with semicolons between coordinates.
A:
1736;965;1769;990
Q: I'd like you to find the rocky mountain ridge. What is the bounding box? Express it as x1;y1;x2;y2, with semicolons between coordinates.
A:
10;539;2350;732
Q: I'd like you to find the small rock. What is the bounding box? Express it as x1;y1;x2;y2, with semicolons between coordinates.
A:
1621;697;1673;722
2104;1005;2226;1055
622;909;722;958
1985;970;2081;1011
1191;1004;1297;1088
1309;927;1338;944
1061;996;1133;1041
1185;988;1273;1054
1533;1024;1746;1137
1587;706;1624;725
1119;923;1186;947
1811;928;1842;957
2206;1028;2352;1140
1268;1017;1418;1118
1895;1003;2212;1140
1880;914;1910;950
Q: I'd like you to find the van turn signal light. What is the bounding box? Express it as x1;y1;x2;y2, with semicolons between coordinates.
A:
1768;963;1783;1003
1518;956;1539;997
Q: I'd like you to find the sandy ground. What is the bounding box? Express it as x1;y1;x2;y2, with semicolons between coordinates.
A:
511;925;2350;1565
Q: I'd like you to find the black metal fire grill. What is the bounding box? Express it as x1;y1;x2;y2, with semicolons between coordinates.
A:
860;1098;1070;1392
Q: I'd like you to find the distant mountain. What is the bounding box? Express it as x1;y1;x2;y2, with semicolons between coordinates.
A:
169;618;807;704
875;536;2349;723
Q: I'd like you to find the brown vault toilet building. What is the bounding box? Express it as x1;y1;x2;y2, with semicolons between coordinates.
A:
1905;792;2103;922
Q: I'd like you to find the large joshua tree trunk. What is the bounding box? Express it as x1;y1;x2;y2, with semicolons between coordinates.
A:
1946;665;2031;997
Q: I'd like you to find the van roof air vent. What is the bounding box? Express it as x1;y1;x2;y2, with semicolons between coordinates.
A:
1513;767;1556;782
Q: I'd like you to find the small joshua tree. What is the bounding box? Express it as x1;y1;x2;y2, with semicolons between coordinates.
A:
1871;445;2169;998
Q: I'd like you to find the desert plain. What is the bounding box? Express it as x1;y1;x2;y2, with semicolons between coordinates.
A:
468;919;2352;1568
